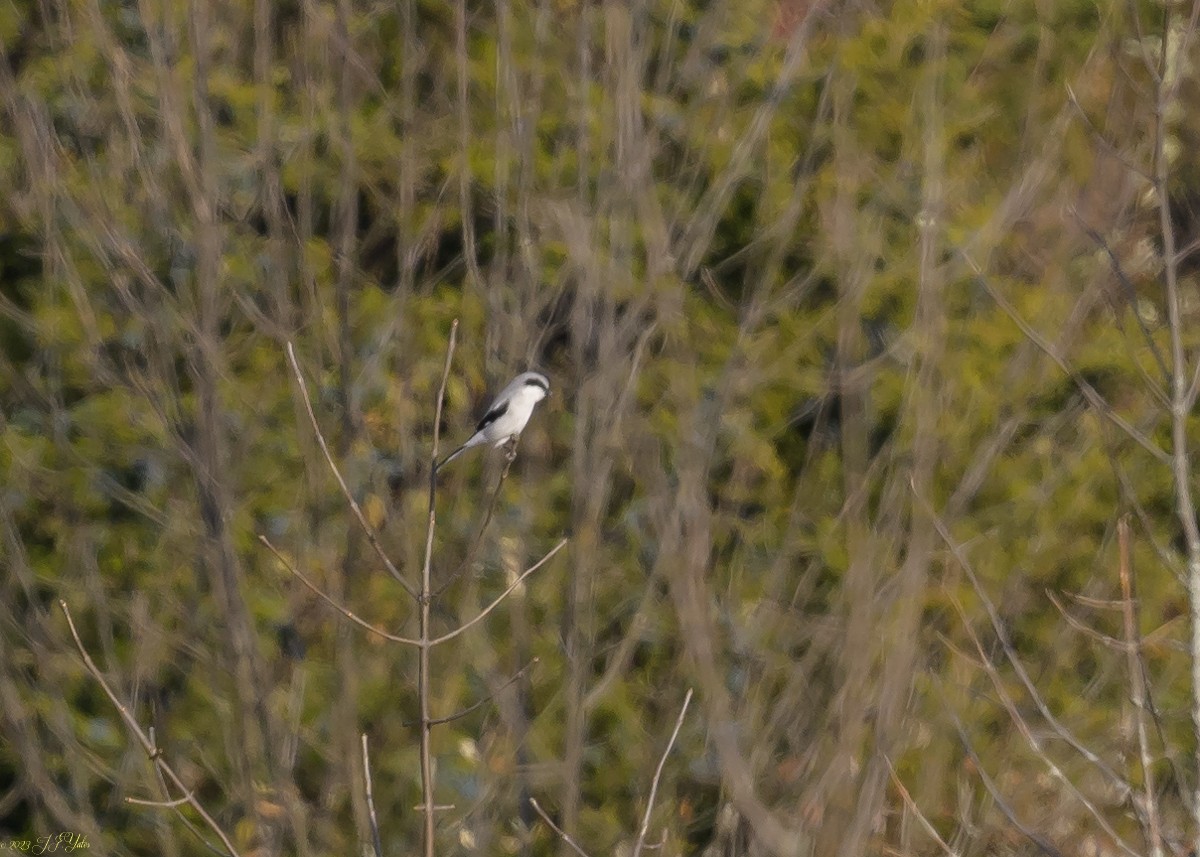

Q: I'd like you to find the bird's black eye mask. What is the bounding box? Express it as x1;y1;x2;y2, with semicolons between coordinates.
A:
525;377;549;393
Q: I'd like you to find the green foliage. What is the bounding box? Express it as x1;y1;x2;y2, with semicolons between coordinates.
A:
1;0;1197;854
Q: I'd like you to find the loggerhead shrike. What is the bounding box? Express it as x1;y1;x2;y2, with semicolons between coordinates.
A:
437;371;550;470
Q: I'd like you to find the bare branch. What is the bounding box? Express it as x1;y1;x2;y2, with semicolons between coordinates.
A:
963;254;1170;465
419;658;538;728
285;341;418;600
946;592;1139;857
632;688;692;857
530;797;594;857
884;755;960;857
1070;210;1170;392
1151;14;1200;844
126;792;197;809
1118;518;1163;857
417;319;459;857
915;486;1139;814
434;450;516;598
362;734;383;857
944;700;1065;857
430;538;568;646
1046;590;1138;653
145;734;231;857
59;601;243;857
259;535;420;646
1062;87;1152;182
260;534;566;650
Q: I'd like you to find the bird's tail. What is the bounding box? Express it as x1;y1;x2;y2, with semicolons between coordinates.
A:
435;444;468;472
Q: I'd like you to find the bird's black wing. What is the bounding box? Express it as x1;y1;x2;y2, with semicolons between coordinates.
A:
475;401;508;432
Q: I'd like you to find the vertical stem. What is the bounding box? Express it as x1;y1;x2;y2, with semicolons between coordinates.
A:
186;0;275;824
253;0;290;326
362;734;383;857
420;321;458;857
560;6;592;844
492;0;512;359
455;0;483;299
328;0;371;846
862;20;946;854
397;0;416;297
819;71;875;856
1152;14;1200;848
1118;518;1162;857
333;0;358;413
576;0;590;206
419;580;435;857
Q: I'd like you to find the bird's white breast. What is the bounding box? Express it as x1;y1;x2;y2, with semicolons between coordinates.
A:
503;387;540;425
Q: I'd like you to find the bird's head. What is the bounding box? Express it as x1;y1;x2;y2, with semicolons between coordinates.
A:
518;371;550;403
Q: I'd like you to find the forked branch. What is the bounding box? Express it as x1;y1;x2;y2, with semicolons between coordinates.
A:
59;601;243;857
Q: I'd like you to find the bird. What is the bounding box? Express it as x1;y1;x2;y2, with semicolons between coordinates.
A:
437;371;550;470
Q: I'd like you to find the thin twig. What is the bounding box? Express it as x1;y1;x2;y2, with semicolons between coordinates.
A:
1062;88;1152;182
884;755;960;857
943;695;1064;857
362;734;383;857
1151;13;1200;842
1046;590;1138;652
284;341;418;600
915;483;1138;798
583;580;659;714
260;535;420;645
529;797;594;857
261;533;565;649
59;601;243;857
434;451;516;598
418;320;458;857
126;792;196;808
944;590;1139;857
632;688;693;857
413;658;539;727
145;730;230;857
962;254;1170;465
1118;518;1163;857
430;538;567;647
1070;211;1169;390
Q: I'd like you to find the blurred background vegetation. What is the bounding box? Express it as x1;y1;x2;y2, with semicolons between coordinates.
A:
2;0;1199;854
